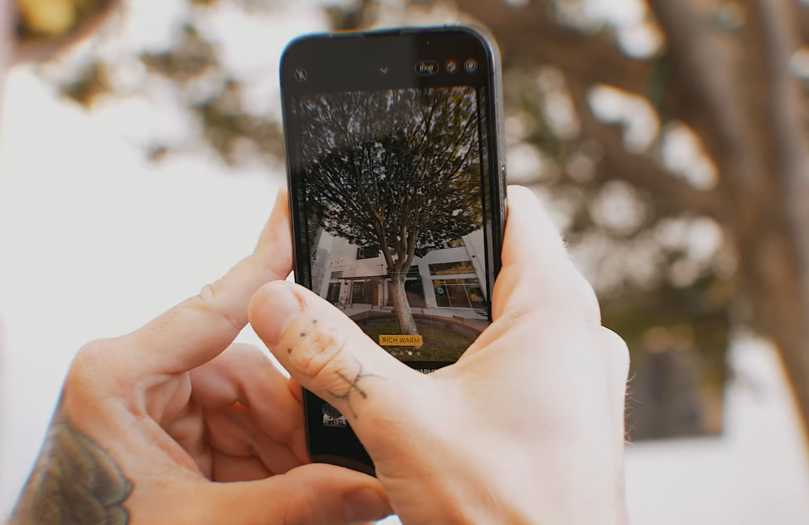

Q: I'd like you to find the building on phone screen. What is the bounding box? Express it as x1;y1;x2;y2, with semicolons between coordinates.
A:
310;228;489;323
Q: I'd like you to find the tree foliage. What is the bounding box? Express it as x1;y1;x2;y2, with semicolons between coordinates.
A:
298;88;482;271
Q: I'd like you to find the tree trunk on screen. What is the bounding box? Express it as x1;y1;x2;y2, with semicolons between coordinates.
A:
389;271;418;336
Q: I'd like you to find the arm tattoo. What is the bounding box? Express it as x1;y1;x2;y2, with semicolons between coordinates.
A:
11;417;133;525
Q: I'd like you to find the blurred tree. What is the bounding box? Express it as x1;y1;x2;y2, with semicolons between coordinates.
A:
431;0;809;443
13;0;809;444
13;0;118;63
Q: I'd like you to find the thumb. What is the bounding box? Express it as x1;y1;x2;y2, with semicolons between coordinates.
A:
248;280;421;441
206;463;392;524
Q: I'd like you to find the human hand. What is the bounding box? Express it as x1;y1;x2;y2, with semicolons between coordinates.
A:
11;192;391;525
248;186;630;525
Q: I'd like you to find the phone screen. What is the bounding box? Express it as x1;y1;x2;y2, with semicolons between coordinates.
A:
296;85;490;369
281;28;504;470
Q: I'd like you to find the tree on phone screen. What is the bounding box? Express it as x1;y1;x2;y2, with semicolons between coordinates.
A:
298;87;483;335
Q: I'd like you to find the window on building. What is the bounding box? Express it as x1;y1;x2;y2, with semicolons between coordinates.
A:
434;281;450;307
404;278;426;308
356;246;379;260
433;278;486;309
466;285;486;309
351;280;373;304
429;261;476;276
386;266;421;280
326;282;341;304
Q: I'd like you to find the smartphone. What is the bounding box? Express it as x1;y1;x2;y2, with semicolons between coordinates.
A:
280;26;507;474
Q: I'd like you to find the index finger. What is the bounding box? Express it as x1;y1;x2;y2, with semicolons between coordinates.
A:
124;190;293;374
492;186;600;323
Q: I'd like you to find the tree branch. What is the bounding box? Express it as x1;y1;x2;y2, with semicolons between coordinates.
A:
566;79;723;220
12;0;121;64
452;0;654;96
443;0;725;220
647;0;771;206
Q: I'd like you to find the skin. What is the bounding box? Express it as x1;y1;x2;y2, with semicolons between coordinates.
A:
249;186;630;524
9;183;629;525
10;192;392;524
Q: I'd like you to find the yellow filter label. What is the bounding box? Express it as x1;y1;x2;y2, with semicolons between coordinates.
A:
379;335;424;348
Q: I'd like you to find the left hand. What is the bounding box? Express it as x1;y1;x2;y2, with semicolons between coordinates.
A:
11;191;391;525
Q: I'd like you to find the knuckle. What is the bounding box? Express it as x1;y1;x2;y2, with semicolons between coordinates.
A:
226;342;264;360
359;382;422;452
507;184;534;201
74;338;116;367
307;340;348;389
507;263;601;328
286;320;348;382
567;268;601;324
68;338;120;391
193;282;241;331
602;328;631;379
281;490;318;525
489;306;543;341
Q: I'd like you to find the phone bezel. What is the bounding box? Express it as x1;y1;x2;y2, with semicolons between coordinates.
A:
279;25;507;474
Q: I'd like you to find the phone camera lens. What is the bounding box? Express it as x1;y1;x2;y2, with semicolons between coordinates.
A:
294;67;308;82
446;60;459;74
464;58;479;74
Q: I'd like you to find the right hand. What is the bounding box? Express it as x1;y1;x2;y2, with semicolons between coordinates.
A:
248;186;630;524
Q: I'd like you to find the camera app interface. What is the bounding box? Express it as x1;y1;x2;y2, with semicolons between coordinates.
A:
293;86;490;368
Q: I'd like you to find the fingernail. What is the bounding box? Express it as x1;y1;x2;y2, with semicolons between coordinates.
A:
250;281;302;344
343;489;391;522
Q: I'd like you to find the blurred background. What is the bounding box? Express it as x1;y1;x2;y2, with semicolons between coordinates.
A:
2;0;809;523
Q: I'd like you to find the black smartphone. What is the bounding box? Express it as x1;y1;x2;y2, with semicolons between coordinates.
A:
280;25;507;474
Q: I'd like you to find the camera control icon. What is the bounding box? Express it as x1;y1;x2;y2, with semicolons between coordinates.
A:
464;58;479;74
322;404;348;428
294;67;308;82
415;60;440;76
